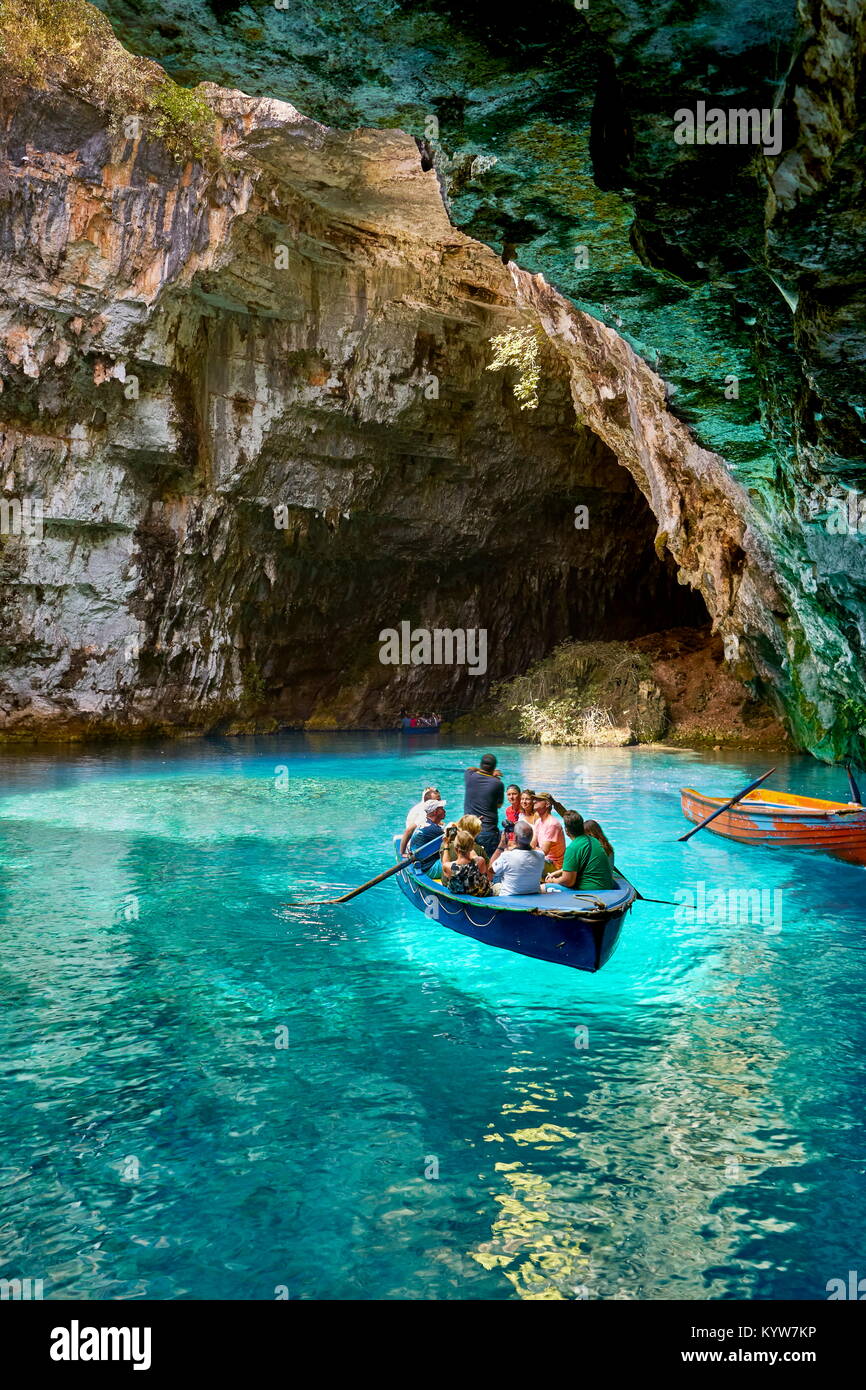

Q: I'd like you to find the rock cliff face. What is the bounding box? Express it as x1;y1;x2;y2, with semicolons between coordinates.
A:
0;78;706;738
0;0;863;759
89;0;866;762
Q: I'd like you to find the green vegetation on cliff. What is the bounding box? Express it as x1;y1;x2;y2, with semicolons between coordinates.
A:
486;327;542;411
0;0;216;161
452;633;790;751
454;641;668;746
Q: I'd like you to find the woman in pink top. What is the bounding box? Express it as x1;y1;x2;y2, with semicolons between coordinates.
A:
531;792;566;870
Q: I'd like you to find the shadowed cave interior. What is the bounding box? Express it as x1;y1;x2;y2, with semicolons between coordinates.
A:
214;347;711;726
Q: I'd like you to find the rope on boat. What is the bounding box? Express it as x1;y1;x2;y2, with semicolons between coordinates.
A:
534;895;609;913
464;910;499;929
415;881;501;929
537;906;612;920
428;892;470;918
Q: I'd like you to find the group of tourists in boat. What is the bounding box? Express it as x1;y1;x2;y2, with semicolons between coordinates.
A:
398;709;442;730
398;752;616;898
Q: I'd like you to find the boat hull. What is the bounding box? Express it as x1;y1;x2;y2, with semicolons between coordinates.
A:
393;840;632;972
681;786;866;865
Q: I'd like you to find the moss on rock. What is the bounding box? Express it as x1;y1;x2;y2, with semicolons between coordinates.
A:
0;0;216;163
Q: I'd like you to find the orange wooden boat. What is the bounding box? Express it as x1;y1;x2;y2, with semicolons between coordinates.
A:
680;786;866;865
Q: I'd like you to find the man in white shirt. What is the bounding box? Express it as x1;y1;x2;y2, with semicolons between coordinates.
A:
400;787;441;854
488;822;545;896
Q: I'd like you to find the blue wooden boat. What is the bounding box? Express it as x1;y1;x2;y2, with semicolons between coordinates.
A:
392;836;635;972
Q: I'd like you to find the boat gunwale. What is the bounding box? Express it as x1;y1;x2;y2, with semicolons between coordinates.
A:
681;786;866;822
396;860;635;921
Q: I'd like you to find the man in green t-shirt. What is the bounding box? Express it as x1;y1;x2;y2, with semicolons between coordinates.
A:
545;811;616;892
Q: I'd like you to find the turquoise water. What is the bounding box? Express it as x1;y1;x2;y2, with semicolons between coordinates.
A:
1;734;865;1301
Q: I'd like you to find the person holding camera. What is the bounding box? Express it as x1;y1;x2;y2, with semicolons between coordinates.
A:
487;822;545;896
463;752;505;858
441;829;493;897
441;815;488;865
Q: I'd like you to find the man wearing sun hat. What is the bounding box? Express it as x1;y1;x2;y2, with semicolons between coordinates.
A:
406;799;447;869
531;792;566;871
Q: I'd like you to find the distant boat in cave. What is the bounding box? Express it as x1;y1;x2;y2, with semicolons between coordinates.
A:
398;715;442;732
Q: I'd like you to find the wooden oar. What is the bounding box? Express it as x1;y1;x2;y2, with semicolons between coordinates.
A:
846;763;863;806
613;866;677;907
678;767;776;843
630;885;679;906
282;836;444;908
